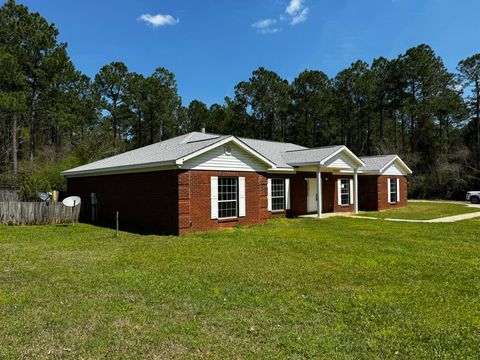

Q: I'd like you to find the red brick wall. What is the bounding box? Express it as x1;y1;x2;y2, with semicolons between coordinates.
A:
67;171;179;234
358;176;379;211
357;175;408;211
178;170;269;235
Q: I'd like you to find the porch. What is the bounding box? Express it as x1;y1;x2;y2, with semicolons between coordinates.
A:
281;145;365;218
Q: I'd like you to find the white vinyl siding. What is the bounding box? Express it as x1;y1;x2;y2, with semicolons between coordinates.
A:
267;178;272;211
183;142;268;172
210;176;218;219
238;177;246;217
382;162;408;176
324;152;358;170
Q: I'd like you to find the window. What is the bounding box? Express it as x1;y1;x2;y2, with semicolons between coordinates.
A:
389;178;398;203
340;178;350;205
218;177;238;218
271;178;285;211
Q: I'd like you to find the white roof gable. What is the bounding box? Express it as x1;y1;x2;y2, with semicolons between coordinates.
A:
360;155;412;175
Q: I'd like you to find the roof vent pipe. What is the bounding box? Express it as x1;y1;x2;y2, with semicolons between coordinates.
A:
201;127;206;133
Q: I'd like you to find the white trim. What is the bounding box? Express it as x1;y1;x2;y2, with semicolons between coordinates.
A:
387;178;392;203
396;178;401;202
267;178;272;211
353;170;359;214
211;176;218;219
267;168;296;174
349;178;354;205
178;136;276;169
379;156;413;175
238;177;246;217
337;179;342;206
320;146;366;168
316;169;322;218
285;178;291;210
61;161;177;177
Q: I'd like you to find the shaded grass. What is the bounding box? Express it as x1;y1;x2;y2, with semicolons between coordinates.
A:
358;201;480;220
0;218;480;359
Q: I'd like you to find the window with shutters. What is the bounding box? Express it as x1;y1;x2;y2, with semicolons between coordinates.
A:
340;178;350;205
389;178;398;203
218;177;238;218
271;178;285;211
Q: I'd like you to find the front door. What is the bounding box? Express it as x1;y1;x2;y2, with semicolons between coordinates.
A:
306;177;334;214
307;179;318;213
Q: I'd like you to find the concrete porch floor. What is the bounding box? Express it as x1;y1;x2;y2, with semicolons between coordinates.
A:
298;212;354;219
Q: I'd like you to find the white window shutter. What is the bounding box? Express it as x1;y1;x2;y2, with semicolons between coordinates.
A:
211;176;218;219
239;177;246;217
387;178;391;203
285;178;291;210
349;179;354;204
267;178;272;211
396;178;400;202
337;179;342;205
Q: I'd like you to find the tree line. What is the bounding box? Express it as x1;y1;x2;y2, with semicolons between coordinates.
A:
0;0;479;199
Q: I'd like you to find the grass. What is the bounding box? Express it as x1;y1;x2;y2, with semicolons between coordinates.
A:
358;201;480;220
1;217;480;359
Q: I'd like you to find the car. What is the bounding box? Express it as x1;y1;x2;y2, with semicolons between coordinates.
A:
466;191;480;204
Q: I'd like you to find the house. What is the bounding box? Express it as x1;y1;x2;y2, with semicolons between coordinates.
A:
62;132;412;235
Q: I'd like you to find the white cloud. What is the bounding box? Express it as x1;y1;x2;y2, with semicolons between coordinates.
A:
252;18;277;29
290;7;309;25
252;0;308;34
285;0;309;25
138;13;179;27
259;27;280;34
286;0;303;16
252;18;279;34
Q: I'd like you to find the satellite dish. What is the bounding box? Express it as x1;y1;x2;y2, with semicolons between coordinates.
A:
62;196;81;207
37;192;51;202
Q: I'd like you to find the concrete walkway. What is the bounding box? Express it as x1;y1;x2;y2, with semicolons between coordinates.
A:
357;200;480;223
300;200;480;223
357;212;480;223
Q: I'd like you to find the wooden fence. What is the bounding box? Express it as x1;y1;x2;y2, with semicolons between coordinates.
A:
0;189;21;202
0;202;80;225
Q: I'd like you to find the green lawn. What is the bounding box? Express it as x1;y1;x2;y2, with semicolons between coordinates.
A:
358;201;480;220
1;218;480;359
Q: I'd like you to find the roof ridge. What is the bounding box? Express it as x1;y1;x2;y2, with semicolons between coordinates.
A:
284;145;343;153
240;136;307;147
360;154;397;158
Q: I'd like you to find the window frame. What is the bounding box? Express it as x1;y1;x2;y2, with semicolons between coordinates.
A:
389;178;398;203
340;178;350;206
217;177;239;219
271;178;286;212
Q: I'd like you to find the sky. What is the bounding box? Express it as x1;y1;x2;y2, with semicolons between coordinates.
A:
9;0;480;106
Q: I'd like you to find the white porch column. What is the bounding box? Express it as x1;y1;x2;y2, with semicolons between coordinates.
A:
353;169;359;214
316;167;322;218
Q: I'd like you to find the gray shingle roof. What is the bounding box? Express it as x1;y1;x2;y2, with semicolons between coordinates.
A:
62;132;378;176
239;138;307;168
281;145;344;165
359;155;397;171
62;132;311;175
61;133;229;175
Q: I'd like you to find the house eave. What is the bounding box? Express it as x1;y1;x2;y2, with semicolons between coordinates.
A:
61;161;178;178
